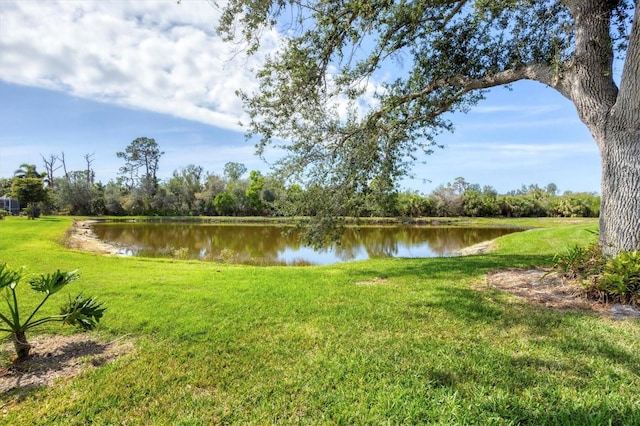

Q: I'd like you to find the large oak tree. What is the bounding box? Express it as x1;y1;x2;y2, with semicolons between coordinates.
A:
216;0;638;254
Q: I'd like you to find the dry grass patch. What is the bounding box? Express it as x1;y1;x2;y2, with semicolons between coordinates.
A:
485;268;640;319
355;277;390;286
1;334;134;394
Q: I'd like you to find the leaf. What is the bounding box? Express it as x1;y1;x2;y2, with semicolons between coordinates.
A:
29;269;79;295
0;263;22;291
60;294;106;330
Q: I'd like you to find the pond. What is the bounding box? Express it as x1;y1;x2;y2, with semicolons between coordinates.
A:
92;222;523;265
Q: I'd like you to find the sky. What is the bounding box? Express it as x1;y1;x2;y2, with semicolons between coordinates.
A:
0;0;606;195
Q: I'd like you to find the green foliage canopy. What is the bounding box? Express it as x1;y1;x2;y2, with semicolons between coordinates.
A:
215;0;637;248
10;177;47;219
117;137;164;188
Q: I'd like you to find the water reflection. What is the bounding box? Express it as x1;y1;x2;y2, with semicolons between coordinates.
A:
92;222;521;265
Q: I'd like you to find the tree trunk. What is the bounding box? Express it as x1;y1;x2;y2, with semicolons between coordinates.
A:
12;330;32;361
598;127;640;256
564;2;640;257
27;202;35;219
598;1;640;257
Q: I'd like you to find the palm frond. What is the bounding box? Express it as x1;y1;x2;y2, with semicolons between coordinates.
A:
29;269;79;295
60;294;107;330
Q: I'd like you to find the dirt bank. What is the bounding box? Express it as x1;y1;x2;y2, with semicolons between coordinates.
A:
454;239;497;256
65;219;123;255
1;334;134;395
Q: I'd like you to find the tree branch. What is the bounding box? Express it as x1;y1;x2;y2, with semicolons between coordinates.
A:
373;62;562;122
442;0;468;28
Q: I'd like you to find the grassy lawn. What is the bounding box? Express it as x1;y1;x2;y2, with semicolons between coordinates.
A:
0;216;638;425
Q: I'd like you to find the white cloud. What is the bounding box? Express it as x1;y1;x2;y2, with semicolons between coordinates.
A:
0;0;279;131
0;1;602;195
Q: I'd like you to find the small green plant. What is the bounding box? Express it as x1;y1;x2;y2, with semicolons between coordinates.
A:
552;242;605;280
0;263;106;362
553;244;640;306
593;250;640;305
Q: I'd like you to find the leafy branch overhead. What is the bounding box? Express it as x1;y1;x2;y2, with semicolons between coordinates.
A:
216;0;639;254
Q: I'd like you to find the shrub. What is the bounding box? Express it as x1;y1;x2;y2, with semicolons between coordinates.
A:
0;263;106;362
216;248;241;263
553;245;640;306
552;243;605;280
171;247;190;260
587;251;640;305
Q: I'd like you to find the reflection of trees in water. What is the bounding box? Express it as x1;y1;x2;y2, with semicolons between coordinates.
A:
414;227;476;256
95;224;301;261
93;223;519;264
343;228;398;259
338;227;515;258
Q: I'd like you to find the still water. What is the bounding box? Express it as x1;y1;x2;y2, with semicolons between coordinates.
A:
92;222;522;265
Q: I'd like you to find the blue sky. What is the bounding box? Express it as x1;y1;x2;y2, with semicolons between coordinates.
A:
0;0;603;194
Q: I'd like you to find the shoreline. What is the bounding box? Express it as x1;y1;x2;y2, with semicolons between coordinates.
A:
453;239;497;256
65;219;123;255
61;219;639;319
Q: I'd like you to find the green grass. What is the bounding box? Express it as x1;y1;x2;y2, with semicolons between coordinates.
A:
1;216;638;425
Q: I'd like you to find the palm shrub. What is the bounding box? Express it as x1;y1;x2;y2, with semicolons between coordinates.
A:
553;245;640;306
587;251;640;305
552;243;605;280
0;263;106;362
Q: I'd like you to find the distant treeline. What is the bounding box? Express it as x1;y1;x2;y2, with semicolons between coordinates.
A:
1;168;599;219
2;139;599;219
